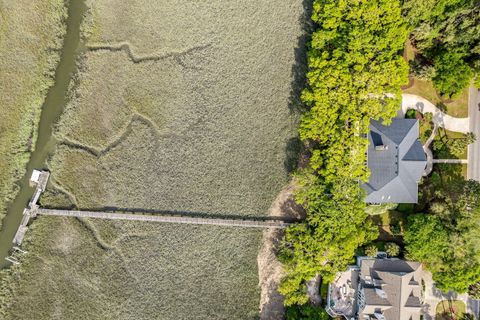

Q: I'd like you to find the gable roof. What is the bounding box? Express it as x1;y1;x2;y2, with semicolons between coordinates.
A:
359;258;423;320
363;119;426;203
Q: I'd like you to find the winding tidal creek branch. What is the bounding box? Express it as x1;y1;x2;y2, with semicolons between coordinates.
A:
87;41;212;64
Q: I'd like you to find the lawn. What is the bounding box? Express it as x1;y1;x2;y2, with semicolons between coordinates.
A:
0;0;309;318
403;79;469;118
410;111;470;160
434;128;469;160
0;0;66;226
436;300;466;320
366;203;408;244
403;39;416;62
369;209;407;239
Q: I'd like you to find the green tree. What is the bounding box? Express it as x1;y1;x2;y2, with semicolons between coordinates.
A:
286;304;331;320
446;133;476;157
405;181;480;293
469;282;480;299
432;52;473;98
404;214;451;278
385;242;400;257
279;189;377;305
404;0;479;96
460;314;475;320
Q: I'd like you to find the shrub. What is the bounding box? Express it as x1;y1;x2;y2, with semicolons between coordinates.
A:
390;224;402;236
469;282;480;299
286;304;330;320
385;242;400;257
405;109;417;119
410;60;436;80
365;245;378;257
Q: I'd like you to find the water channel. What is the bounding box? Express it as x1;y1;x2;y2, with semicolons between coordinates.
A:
0;0;86;268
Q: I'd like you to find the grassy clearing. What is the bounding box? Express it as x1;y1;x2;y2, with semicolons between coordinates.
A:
403;39;416;62
0;0;66;225
403;78;469;118
434;128;470;159
436;300;466;320
0;217;262;320
0;0;307;318
413;111;470;159
369;209;407;237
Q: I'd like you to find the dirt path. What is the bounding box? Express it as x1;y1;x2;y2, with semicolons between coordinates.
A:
258;182;305;319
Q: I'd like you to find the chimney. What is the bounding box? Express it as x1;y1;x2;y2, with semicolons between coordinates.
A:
375;145;388;151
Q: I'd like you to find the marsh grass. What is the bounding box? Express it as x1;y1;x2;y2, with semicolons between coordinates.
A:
0;216;262;320
52;0;305;217
0;0;66;225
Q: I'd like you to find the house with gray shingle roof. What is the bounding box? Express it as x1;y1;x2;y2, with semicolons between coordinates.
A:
362;119;427;203
326;257;424;320
357;258;423;320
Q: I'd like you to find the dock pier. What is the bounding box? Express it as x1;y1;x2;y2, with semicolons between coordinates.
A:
11;170;50;247
7;169;293;264
36;209;290;229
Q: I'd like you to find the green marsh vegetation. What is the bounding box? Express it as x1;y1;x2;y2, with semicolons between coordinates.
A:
0;217;262;319
50;0;307;216
0;0;66;226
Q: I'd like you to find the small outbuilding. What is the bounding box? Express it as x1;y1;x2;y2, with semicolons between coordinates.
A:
30;170;42;185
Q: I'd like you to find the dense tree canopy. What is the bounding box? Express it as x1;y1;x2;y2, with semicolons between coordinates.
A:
279;0;409;306
403;0;480;96
286;304;331;320
432;52;474;97
405;181;480;293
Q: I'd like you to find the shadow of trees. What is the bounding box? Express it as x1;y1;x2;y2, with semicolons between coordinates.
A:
284;0;314;173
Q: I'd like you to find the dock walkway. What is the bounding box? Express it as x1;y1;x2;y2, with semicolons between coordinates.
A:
36;209;290;229
9;169;292;265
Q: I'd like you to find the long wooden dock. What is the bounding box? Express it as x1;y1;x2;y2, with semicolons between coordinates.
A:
9;169;292;266
36;209;290;229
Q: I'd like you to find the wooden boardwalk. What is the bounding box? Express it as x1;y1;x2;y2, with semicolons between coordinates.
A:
12;170;50;246
36;209;290;229
432;159;468;164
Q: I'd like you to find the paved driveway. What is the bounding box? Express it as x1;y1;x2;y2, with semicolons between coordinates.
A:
467;86;480;181
422;271;480;319
400;94;470;133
